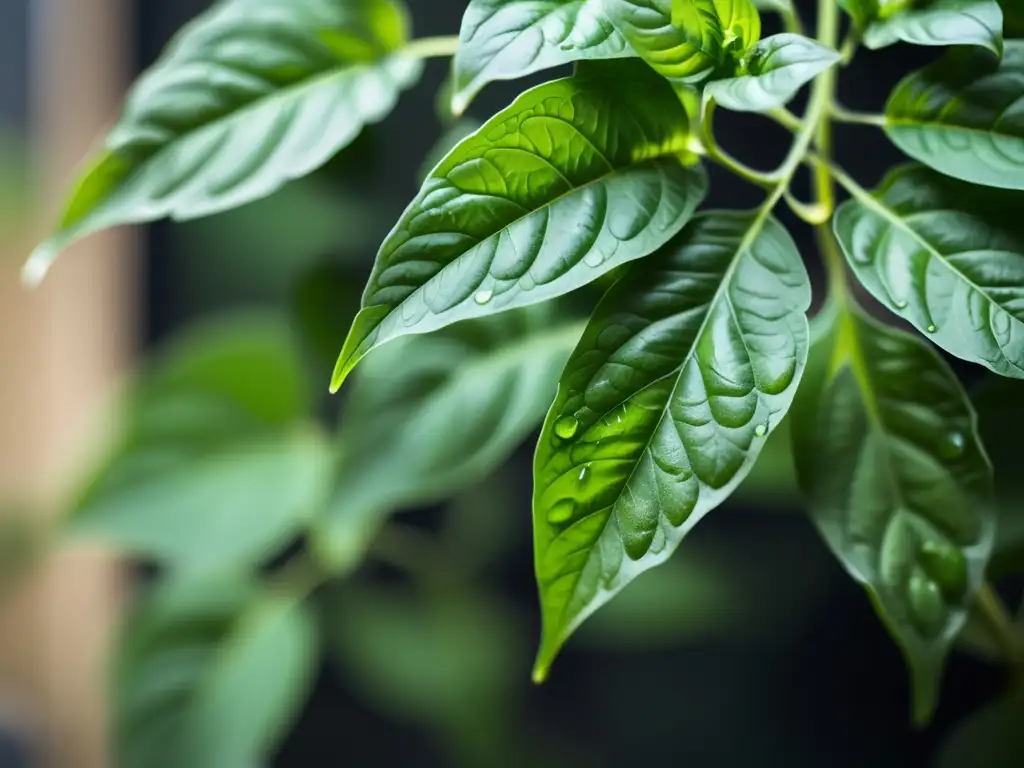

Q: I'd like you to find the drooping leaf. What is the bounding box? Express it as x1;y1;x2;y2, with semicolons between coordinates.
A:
707;33;839;112
315;307;583;572
451;0;632;115
608;0;761;88
532;210;811;678
331;60;708;391
25;0;420;284
864;0;1003;54
834;165;1024;379
68;314;331;570
117;572;318;768
885;42;1024;190
791;300;995;724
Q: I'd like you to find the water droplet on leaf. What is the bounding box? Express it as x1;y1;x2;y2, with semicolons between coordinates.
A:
577;465;590;483
919;540;967;598
554;416;579;440
473;289;493;305
584;252;605;268
926;324;936;333
547;500;575;525
754;423;767;438
938;430;965;459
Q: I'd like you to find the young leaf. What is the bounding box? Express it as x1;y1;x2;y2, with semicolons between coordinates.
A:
25;0;420;284
315;307;584;572
885;42;1024;191
707;33;840;112
834;164;1024;379
791;300;995;724
864;0;1003;54
607;0;761;88
117;573;318;768
532;210;811;679
451;0;632;116
331;60;708;391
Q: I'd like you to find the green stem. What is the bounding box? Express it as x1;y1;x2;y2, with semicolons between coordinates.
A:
782;7;804;35
699;100;775;188
402;35;461;60
830;105;887;127
976;583;1024;682
768;107;804;134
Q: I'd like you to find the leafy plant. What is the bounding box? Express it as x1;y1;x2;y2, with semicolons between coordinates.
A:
23;0;1024;764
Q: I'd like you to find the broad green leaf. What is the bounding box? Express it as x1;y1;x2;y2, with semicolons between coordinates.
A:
25;0;420;284
532;210;811;678
117;573;318;768
68;314;331;570
707;33;839;112
314;307;583;571
609;0;761;88
834;165;1024;379
331;60;708;391
451;0;632;115
934;691;1024;768
791;300;995;724
864;0;1003;54
885;42;1024;191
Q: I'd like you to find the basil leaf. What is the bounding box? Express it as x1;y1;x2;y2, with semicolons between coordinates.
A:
315;307;583;572
885;42;1024;190
834;164;1024;379
25;0;419;284
451;0;632;115
864;0;1003;55
532;210;811;679
791;300;995;724
608;0;761;88
707;33;839;112
331;60;708;391
117;573;318;768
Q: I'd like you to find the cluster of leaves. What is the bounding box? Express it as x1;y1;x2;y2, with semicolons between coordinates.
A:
24;0;1024;763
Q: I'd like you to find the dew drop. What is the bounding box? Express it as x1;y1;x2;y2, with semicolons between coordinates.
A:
473;289;494;305
554;416;579;440
919;540;967;599
547;500;575;525
577;465;590;483
938;430;965;460
754;420;769;438
584;252;605;268
926;324;937;333
908;572;946;638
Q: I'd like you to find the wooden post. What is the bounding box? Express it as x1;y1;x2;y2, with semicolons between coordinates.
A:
0;0;133;766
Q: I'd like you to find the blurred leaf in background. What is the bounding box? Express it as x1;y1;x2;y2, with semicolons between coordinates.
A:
67;313;331;571
0;123;31;260
116;570;318;768
934;688;1024;767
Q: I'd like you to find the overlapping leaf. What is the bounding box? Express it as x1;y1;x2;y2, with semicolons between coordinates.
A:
834;165;1024;378
25;0;420;283
707;33;839;112
885;42;1024;190
331;60;708;390
864;0;1003;54
532;211;811;678
791;301;995;724
315;307;583;571
451;0;632;115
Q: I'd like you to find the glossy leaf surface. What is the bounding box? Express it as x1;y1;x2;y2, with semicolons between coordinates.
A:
332;60;708;390
834;164;1024;379
885;42;1024;190
532;211;811;678
117;573;317;768
316;307;583;571
791;301;995;724
864;0;1003;54
707;33;839;112
26;0;419;283
451;0;631;115
69;315;330;570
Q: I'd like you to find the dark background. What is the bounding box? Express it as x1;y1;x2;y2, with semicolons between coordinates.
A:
82;0;1022;765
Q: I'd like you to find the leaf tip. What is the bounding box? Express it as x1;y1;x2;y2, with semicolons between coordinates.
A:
22;243;57;289
530;659;551;685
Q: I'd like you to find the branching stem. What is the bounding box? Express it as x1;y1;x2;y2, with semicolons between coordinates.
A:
403;35;461;60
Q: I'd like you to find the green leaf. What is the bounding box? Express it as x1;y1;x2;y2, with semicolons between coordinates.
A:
25;0;420;284
117;572;318;768
834;164;1024;379
934;690;1024;768
885;42;1024;191
69;314;331;570
864;0;1003;54
752;0;794;14
314;307;583;572
790;300;995;724
609;0;761;88
532;210;811;679
331;60;708;391
707;33;839;112
451;0;633;115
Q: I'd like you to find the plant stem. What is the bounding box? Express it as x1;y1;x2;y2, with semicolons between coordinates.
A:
698;100;775;188
768;107;804;133
830;105;887;127
403;35;461;60
976;583;1024;682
